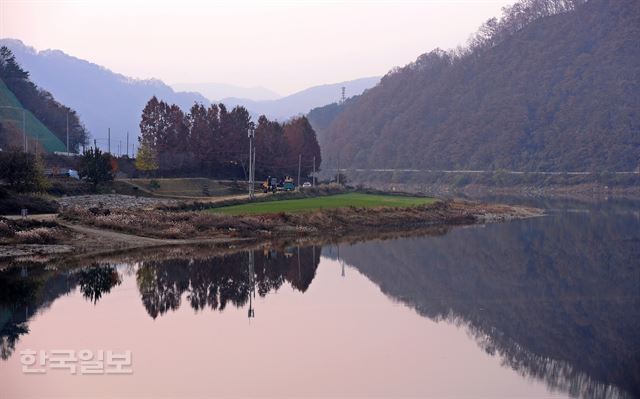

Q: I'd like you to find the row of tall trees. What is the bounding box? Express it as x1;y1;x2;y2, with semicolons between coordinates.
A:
0;46;88;152
137;96;321;179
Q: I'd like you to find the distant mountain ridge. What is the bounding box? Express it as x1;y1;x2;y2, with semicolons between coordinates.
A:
0;38;210;152
1;38;380;150
171;82;281;102
321;0;640;173
222;76;380;121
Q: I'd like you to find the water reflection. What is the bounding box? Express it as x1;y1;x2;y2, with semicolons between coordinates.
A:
78;265;121;303
326;204;640;399
136;245;320;319
0;200;638;398
0;262;122;359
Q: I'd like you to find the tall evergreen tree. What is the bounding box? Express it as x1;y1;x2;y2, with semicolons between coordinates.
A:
79;147;114;189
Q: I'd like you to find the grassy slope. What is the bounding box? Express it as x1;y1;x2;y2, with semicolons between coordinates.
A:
0;78;65;152
119;178;245;198
210;193;436;215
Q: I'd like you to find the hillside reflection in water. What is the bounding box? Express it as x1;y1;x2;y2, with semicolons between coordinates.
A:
1;200;638;398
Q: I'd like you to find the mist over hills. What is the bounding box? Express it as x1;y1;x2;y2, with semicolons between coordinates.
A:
223;76;380;121
0;38;210;152
171;82;281;102
320;0;640;173
1;38;380;152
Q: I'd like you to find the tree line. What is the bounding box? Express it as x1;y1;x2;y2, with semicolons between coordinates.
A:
137;96;321;180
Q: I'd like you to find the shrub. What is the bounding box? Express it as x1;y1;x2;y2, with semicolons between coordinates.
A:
14;227;60;244
0;189;59;215
148;179;161;190
78;147;114;190
0;219;15;236
0;149;48;192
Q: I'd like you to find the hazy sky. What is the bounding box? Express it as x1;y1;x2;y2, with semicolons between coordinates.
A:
1;0;515;95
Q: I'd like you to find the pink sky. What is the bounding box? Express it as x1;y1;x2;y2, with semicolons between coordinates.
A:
1;0;515;95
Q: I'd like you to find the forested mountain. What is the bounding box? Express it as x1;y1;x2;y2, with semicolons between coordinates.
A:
308;95;359;157
223;76;379;121
0;39;209;152
321;0;640;173
0;46;88;152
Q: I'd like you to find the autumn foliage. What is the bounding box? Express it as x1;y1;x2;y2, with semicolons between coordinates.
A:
137;97;321;179
319;0;639;174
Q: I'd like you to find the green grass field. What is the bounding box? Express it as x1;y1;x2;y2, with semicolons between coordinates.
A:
0;78;66;152
209;193;437;215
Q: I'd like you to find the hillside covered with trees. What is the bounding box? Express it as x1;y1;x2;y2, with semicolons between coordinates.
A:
137;97;321;179
0;46;88;153
0;39;209;152
321;0;640;173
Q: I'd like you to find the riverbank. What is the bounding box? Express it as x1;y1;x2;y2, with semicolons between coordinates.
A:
360;181;640;201
0;198;542;264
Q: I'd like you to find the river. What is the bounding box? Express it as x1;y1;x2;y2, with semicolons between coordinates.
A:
1;198;638;398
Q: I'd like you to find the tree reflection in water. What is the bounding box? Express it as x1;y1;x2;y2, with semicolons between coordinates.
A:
136;246;321;319
1;202;637;399
78;265;122;303
0;263;122;360
328;206;640;399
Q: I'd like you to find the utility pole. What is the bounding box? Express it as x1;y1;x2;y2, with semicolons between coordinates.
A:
94;139;97;150
119;140;122;157
247;250;255;319
297;153;302;190
297;246;301;280
126;131;129;157
337;244;345;277
108;128;111;154
66;111;69;154
313;156;316;187
337;153;341;185
248;125;255;199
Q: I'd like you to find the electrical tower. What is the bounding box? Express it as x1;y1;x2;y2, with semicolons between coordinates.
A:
340;86;346;103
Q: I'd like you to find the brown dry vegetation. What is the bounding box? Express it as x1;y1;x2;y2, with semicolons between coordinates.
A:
0;217;68;244
59;200;541;240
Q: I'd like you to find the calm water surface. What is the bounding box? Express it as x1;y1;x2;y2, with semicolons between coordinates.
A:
1;198;638;398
